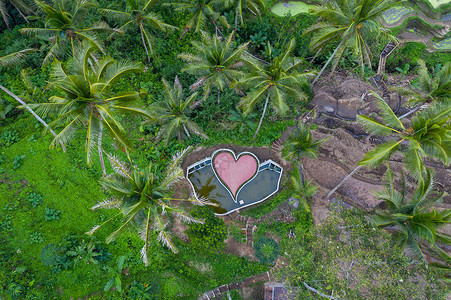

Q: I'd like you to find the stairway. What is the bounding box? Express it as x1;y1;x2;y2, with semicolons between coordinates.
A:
377;41;399;75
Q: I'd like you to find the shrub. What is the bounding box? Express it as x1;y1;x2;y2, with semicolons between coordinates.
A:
186;206;227;251
28;192;42;207
29;232;44;244
254;237;279;264
44;208;61;221
0;129;19;146
12;155;25;169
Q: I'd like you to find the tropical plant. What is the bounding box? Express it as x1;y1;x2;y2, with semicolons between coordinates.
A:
237;38;315;138
149;77;208;145
371;167;451;262
289;168;318;212
29;42;149;175
305;0;398;83
86;149;216;265
0;0;33;29
104;255;127;293
178;31;247;104
357;92;451;179
395;59;451;105
0;48;37;67
100;0;177;61
19;0;112;65
223;0;265;30
227;108;256;133
166;0;229;35
282;123;329;189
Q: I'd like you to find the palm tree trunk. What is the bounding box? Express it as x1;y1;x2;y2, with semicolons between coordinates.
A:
253;89;271;139
217;86;220;105
312;39;345;85
182;123;191;138
139;24;151;62
98;117;106;176
327;165;362;199
10;3;29;23
0;84;66;152
297;162;305;188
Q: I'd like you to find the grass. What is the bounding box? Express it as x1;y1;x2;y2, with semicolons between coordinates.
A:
271;1;315;17
0;113;268;298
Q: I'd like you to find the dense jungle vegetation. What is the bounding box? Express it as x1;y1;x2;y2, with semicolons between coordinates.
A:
0;0;451;298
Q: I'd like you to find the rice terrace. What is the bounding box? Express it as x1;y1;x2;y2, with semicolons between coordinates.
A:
0;0;450;299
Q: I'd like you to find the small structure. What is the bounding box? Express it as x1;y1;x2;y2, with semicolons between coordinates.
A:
264;283;292;300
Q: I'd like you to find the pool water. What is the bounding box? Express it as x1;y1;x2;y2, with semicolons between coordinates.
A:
187;159;282;215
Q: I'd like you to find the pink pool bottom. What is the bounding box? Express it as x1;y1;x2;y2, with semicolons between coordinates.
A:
213;152;258;198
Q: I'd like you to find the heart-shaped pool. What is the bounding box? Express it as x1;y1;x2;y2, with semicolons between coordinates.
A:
187;149;283;215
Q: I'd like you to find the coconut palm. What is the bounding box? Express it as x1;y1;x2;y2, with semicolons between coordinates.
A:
178;31;247;104
0;49;67;150
99;0;177;61
396;60;451;106
282;123;329;189
166;0;229;35
0;0;33;29
237;38;316;138
30;42;151;175
357;92;451;180
0;48;36;66
86;149;216;265
149;77;208;145
19;0;111;65
371;167;451;262
305;0;398;83
223;0;265;30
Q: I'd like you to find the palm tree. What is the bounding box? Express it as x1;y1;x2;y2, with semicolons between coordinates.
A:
166;0;229;35
237;38;315;138
19;0;111;65
149;77;208;145
223;0;265;30
99;0;177;61
0;48;36;66
371;167;451;262
282;123;329;188
86;149;216;265
30;42;151;175
396;59;451;106
0;0;33;29
0;49;66;151
305;0;398;83
178;31;247;104
357;92;451;180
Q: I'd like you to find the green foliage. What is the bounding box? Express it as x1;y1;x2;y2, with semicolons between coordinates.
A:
187;206;227;251
372;168;451;262
12;154;24;169
279;209;449;299
228;224;246;243
44;207;61;221
28;192;42;207
1;129;19;146
254;237;279;264
29;231;44;244
104;255;127;294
